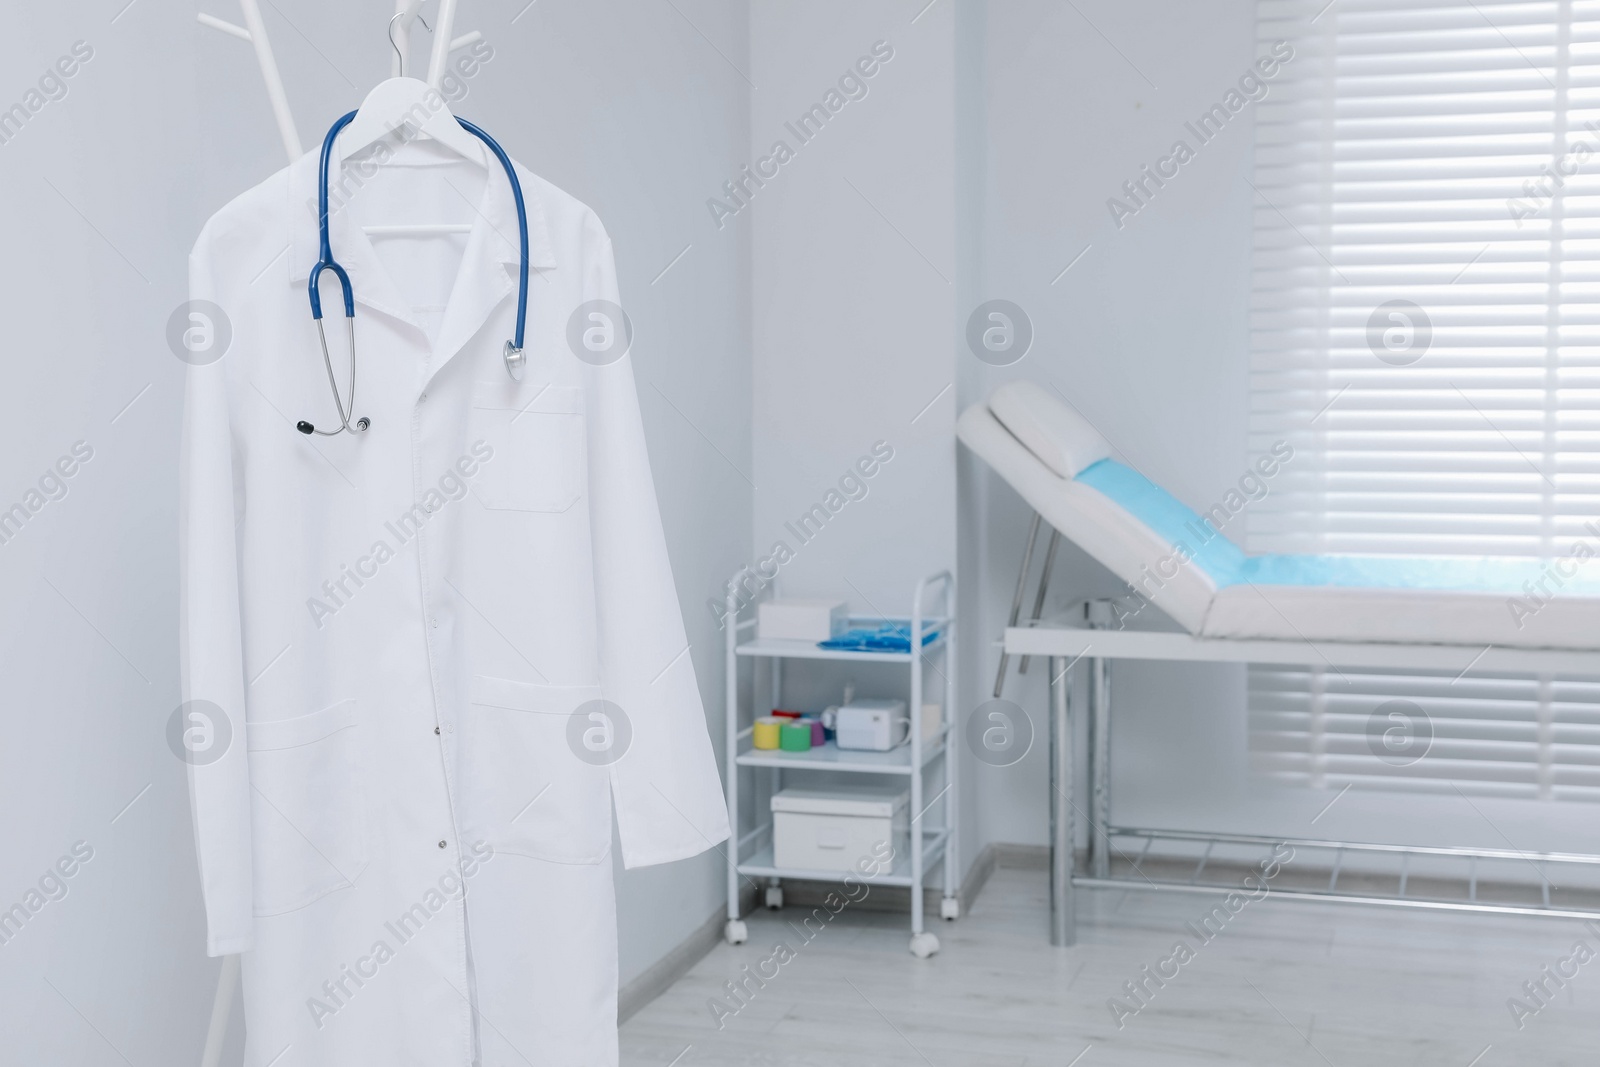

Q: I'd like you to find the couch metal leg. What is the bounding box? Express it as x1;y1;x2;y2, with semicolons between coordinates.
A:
1089;655;1111;880
1049;655;1076;947
993;513;1042;698
1018;528;1060;675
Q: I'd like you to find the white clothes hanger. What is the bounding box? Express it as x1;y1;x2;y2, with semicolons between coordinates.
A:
340;76;484;167
345;74;480;238
344;73;482;239
340;5;486;237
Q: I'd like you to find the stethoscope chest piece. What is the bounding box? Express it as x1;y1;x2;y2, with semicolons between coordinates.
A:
503;342;526;382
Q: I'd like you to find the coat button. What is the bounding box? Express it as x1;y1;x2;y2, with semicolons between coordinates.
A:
438;840;447;849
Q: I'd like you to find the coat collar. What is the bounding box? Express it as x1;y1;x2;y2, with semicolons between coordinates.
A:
285;133;555;377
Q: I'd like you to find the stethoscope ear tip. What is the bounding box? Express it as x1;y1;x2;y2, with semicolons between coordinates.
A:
296;421;315;435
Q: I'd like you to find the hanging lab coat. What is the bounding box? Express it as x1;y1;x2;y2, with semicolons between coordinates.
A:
180;134;729;1066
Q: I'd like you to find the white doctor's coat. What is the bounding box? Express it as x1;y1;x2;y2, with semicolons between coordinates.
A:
180;137;728;1066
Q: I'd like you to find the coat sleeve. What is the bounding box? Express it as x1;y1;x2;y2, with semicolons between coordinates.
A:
581;229;731;868
179;228;255;955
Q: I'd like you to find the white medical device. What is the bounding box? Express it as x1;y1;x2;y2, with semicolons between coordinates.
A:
834;699;909;751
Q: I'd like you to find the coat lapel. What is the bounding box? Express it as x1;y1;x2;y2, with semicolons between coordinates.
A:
425;162;556;389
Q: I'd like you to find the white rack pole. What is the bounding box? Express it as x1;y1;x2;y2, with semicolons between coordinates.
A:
909;578;926;946
725;576;741;937
943;576;957;914
236;0;301;162
391;0;422;77
426;0;460;89
196;13;250;41
198;953;240;1067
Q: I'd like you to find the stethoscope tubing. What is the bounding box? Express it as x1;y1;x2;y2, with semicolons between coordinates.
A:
303;109;531;435
456;115;529;356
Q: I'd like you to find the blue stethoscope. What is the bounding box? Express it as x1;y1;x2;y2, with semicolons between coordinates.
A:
298;109;531;436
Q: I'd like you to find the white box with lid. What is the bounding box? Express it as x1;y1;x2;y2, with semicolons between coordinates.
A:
770;785;908;873
757;599;848;641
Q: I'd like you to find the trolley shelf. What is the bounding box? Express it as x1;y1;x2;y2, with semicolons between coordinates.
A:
736;830;950;888
735;616;949;663
734;731;950;774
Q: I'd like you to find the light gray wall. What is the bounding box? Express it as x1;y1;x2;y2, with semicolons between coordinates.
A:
0;4;210;1064
0;1;750;1061
738;0;961;898
747;2;956;612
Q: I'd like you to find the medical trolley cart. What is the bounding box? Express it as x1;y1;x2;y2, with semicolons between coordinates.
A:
720;569;958;958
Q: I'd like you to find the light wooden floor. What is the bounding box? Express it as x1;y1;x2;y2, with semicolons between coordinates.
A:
620;864;1600;1065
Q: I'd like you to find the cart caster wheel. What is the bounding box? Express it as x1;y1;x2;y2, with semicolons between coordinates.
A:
909;932;940;958
724;920;748;945
940;898;960;921
764;887;784;910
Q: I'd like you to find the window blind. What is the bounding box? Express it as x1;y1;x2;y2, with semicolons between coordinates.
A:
1247;0;1600;797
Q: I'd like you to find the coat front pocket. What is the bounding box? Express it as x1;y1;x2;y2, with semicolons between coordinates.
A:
468;382;585;513
461;675;613;863
247;699;369;916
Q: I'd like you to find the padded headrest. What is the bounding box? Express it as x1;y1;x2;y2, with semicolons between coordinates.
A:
988;380;1112;478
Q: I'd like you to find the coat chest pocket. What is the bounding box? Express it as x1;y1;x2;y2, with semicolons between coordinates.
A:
247;699;369;916
469;382;585;514
461;675;613;864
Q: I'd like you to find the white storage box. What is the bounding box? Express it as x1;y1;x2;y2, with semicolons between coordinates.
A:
757;598;848;642
771;786;908;873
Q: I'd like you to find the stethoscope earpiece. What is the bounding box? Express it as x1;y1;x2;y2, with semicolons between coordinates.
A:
504;342;525;382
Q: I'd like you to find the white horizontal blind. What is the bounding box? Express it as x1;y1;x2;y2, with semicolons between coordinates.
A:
1247;0;1600;796
1250;665;1600;800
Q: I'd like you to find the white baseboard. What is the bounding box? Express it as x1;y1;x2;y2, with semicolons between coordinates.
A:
617;903;730;1025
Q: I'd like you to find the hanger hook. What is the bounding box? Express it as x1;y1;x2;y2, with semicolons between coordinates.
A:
388;12;406;69
388;8;432;74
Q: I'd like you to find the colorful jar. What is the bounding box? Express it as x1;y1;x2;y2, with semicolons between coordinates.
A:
753;717;783;750
779;721;813;752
